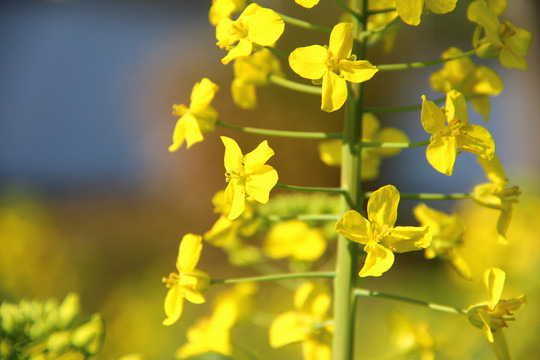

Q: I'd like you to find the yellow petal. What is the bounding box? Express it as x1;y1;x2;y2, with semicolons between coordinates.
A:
426;136;457;176
367;184;399;229
359;241;395;277
339;60;379;83
395;0;423;26
467;0;502;46
478;153;507;185
177;234;203;272
384;226;431;253
163;286;184;326
328;22;354;60
184;288;206;305
221;38;253;64
334;210;373;245
318;140;342;167
425;0;457;14
362;113;381;140
445;90;469;125
248;7;284;46
189;78;219;112
245;165;278;204
294;282;331;317
244;140;274;173
471;66;503;95
289;45;328;80
295;0;320;9
168;113;203;152
231;79;257;109
484;267;505;308
221;136;244;172
269;311;309;347
226;180;246;220
321;71;348;112
456;124;495;159
470;96;491;122
216;18;239;48
372;127;410;157
421;95;447;134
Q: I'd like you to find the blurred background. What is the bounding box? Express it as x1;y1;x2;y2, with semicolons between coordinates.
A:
1;0;539;358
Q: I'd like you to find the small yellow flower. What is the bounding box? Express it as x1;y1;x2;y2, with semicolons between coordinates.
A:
169;78;219;151
232;48;284;109
413;203;472;280
474;154;520;244
221;136;278;220
389;311;438;360
209;0;246;26
335;185;431;277
263;220;327;261
395;0;457;26
430;47;503;121
467;268;526;360
269;282;333;360
468;0;532;69
295;0;320;8
289;22;378;112
318;113;409;180
162;234;210;326
216;3;284;65
421;90;495;176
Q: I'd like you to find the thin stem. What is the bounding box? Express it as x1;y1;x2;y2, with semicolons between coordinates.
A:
265;46;288;59
365;96;446;113
217;119;341;140
210;271;336;285
359;15;400;41
361;140;430;148
377;49;477;71
363;191;474;200
265;214;341;222
269;74;322;95
332;0;362;20
367;8;397;15
276;12;331;33
275;183;352;206
354;288;467;315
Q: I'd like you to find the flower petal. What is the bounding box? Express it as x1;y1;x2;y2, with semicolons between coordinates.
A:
359;241;395;277
426;136;457;176
248;7;284;46
221;136;244;172
334;210;373;245
367;184;399;229
485;267;505;308
269;311;309;347
163;286;184;326
177;234;203;272
328;22;354;60
225;180;246;220
288;45;328;80
384;226;431;253
245;165;278;204
321;71;348;112
244;140;274;173
339;60;378;83
169;113;204;152
221;38;253;65
421;95;447;134
395;0;423;26
456;124;495;159
190;78;219;112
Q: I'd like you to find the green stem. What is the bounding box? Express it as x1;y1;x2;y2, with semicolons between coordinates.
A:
361;140;430;148
367;8;397;15
332;0;362;20
210;271;336;285
377;49;476;71
269;74;322;95
265;214;341;222
354;288;467;315
364;191;474;200
264;46;288;59
216;119;341;139
365;96;446;113
333;0;367;358
275;183;352;206
359;15;400;41
276;12;331;33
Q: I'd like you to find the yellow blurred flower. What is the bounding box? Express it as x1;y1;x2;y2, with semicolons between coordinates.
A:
421;90;495;176
221;136;278;220
367;0;399;52
467;268;526;360
231;48;284;110
169;78;219;151
395;0;457;26
209;0;246;25
216;3;284;65
388;311;438;360
269;282;333;360
335;185;431;277
318;113;409;180
263;220;327;261
430;47;503;121
162;234;210;326
413;203;472;280
468;0;532;69
288;22;378;112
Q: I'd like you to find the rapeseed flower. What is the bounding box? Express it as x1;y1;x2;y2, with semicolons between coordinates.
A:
263;220;327;261
335;185;431;277
216;3;284;65
209;0;246;25
388;311;438;360
467;268;526;359
430;47;503;121
221;136;278;220
162;234;210;326
421;90;495;176
169;78;219;151
395;0;457;26
289;22;378;112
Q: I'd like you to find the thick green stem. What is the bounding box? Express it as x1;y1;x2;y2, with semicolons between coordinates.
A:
210;271;335;285
333;1;367;358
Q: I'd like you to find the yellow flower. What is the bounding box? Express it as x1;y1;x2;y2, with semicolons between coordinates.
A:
295;0;320;8
318;113;409;180
413;203;472;280
388;311;438;360
335;185;431;277
169;78;219;151
468;0;532;69
288;22;378;112
269;282;333;360
430;47;503;121
263;220;327;261
232;48;284;110
395;0;457;26
209;0;246;26
367;0;399;52
467;268;526;360
216;3;284;65
474;154;520;244
162;234;210;326
421;90;495;176
221;136;278;220
175;283;257;358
